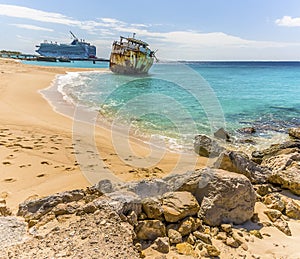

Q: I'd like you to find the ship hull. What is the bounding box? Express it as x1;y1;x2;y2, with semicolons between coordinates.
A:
110;47;154;74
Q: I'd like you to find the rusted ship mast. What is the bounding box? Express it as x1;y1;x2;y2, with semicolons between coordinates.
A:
109;33;156;74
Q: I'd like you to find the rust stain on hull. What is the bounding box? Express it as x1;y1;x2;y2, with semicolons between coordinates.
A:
109;35;155;75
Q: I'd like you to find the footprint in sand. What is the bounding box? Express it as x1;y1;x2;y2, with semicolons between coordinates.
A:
36;173;46;178
2;161;11;165
3;178;16;183
41;161;52;165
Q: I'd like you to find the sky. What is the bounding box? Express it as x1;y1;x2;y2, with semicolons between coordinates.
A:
1;0;300;60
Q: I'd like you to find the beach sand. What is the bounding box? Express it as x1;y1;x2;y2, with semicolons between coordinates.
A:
0;58;207;211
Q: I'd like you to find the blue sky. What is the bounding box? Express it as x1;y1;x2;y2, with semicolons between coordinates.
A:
1;0;300;60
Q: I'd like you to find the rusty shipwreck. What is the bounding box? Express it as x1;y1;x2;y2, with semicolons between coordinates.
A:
109;34;156;74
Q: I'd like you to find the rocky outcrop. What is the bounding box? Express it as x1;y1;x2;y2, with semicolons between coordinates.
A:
263;153;300;195
289;127;300;139
193;169;256;226
214;150;271;184
161;191;200;222
194;134;225;157
214;128;231;142
251;140;300;164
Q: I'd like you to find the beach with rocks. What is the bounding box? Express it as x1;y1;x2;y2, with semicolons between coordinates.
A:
0;58;300;258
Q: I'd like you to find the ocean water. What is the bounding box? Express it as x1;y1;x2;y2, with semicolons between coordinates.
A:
22;60;109;68
53;61;300;152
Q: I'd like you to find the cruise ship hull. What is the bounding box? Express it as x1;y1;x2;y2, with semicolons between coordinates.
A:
36;32;96;59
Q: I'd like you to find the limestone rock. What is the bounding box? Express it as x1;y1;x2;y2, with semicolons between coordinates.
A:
226;237;240;248
194;134;225;157
195;169;256;226
205;244;220;257
17;189;85;221
249;230;263;239
214;150;271;184
264;209;282;222
251;141;300;164
214;128;231;142
273;219;291;236
193;231;212;244
135;220;166;240
176;242;196;256
0;200;12;216
263;193;286;212
142;197;163;219
221;223;232;233
285;200;300;219
268;168;300;196
152;237;170;253
177;217;196;236
168;229;182;244
161;191;200;223
106;191;142;216
289;128;300;139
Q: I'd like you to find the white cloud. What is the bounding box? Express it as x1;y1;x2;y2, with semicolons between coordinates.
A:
0;4;80;26
10;23;53;32
275;16;300;27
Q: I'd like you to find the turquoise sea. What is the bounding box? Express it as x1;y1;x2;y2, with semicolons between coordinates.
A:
28;60;300;152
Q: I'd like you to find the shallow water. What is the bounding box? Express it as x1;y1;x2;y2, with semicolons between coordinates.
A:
50;61;300;152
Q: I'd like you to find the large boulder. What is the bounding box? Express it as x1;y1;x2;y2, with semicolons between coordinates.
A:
262;153;300;195
214;150;271;184
194;134;225;157
175;169;256;226
214;128;231;142
161;191;200;222
289;128;300;139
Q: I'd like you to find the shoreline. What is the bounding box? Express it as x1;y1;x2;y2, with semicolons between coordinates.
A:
0;58;207;211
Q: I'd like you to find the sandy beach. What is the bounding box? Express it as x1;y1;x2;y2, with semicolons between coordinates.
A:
0;58;207;211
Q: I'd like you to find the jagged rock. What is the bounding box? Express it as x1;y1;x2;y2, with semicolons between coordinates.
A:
220;223;232;233
177;217;196;236
161;191;200;223
52;202;80;216
226;237;240;248
214;150;271;184
216;231;227;241
285;200;300;219
254;184;280;196
205;244;220;257
186;233;196;245
264;209;282;222
168;229;182;244
214;128;231;142
263;193;286;212
238;127;256;134
152;237;170;253
273;218;291;236
17;189;85;221
267;168;300;196
142;197;163;219
194;134;225;157
135;220;166;240
251;141;300;164
176;242;196;256
0;200;12;216
289;128;300;139
127;211;138;226
106;191;142;216
193;231;212;244
82;202;97;214
249;230;263;239
193;169;256;226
